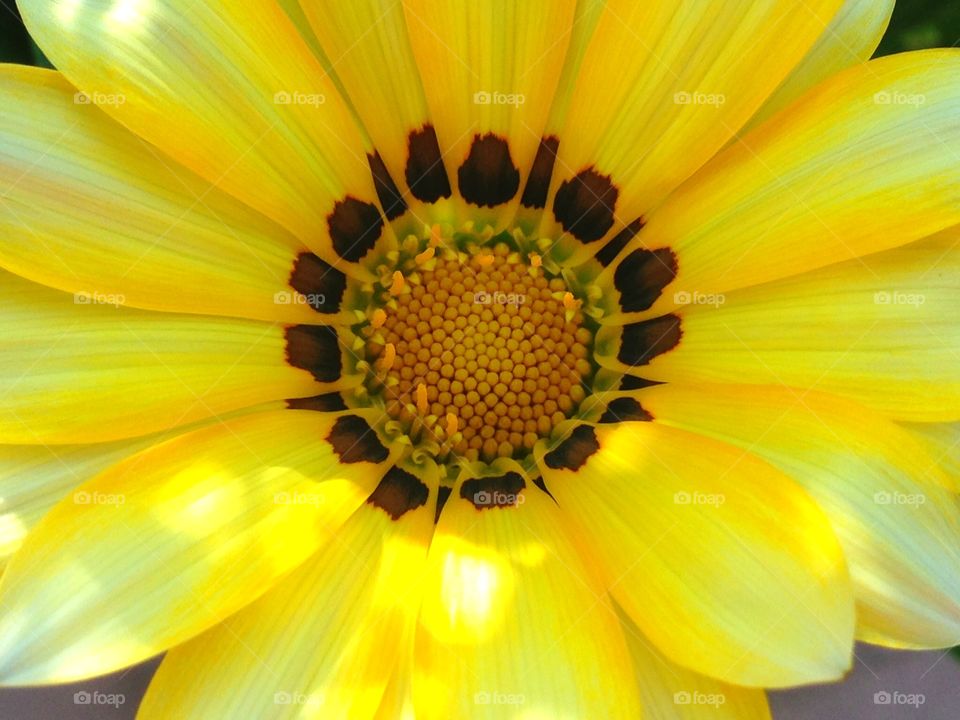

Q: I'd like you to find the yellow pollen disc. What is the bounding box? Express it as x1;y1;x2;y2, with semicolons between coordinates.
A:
372;253;593;463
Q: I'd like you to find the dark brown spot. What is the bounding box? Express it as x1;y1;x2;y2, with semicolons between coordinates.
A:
435;484;452;524
460;473;526;510
406;125;452;202
600;397;653;423
327;197;383;263
367;465;429;520
286;392;347;412
326;415;389;464
289;252;346;314
553;168;618;243
619;374;662;391
614;248;678;313
618;314;682;367
368;151;407;220
520;135;559;209
457;133;520;207
285;325;342;382
543;424;599;471
596;218;645;267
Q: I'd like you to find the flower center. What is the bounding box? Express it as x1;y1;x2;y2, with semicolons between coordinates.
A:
353;234;597;467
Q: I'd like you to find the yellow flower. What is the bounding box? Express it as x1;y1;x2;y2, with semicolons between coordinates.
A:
1;0;959;717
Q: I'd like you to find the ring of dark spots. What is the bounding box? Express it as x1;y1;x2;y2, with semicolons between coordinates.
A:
543;425;599;471
614;248;678;313
289;252;347;314
367;466;429;520
600;397;653;424
458;133;520;208
520;135;559;209
327;415;389;464
553;168;618;243
286;392;347;412
328;197;383;263
618;314;682;367
460;472;526;510
406;125;452;203
285;325;342;383
435;485;452;524
619;374;662;391
596;218;645;267
368;151;408;220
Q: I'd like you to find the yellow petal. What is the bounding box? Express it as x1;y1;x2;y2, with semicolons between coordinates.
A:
0;66;345;323
608;229;960;421
538;422;854;687
638;383;960;649
139;483;434;719
901;421;960;491
414;478;642;718
612;50;960;318
0;440;145;569
19;0;388;268
0;271;331;443
301;0;436;221
0;409;395;684
747;0;895;128
403;0;577;226
620;609;772;720
540;0;843;261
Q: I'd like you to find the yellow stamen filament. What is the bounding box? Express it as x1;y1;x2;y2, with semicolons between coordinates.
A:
476;253;495;268
445;413;459;438
563;291;576;310
381;342;396;371
529;253;542;268
416;383;429;415
371;308;387;328
389;270;405;296
415;246;435;265
429;224;442;247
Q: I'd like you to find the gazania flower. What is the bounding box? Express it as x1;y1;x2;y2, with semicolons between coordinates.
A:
2;0;960;717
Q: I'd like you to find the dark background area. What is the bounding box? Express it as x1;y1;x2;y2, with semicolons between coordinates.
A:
0;0;959;717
